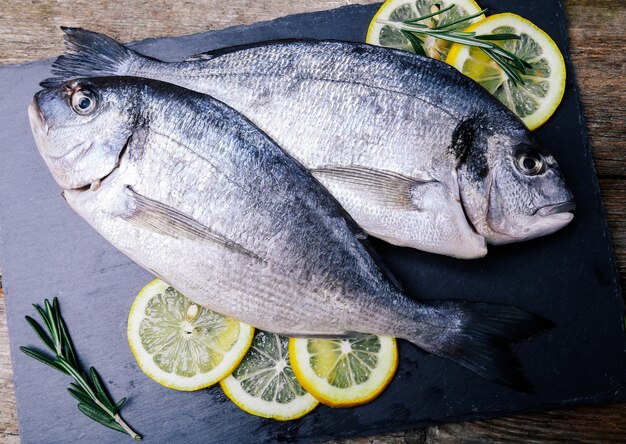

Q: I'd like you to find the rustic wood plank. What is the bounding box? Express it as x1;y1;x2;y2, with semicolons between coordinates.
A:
0;0;624;442
0;289;19;444
0;0;379;65
565;0;626;178
424;404;626;443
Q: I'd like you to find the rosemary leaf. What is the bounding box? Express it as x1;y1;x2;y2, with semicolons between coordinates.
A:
489;48;526;76
59;316;78;368
44;299;61;350
406;3;455;23
33;304;54;338
70;382;88;395
520;59;533;69
24;316;55;352
52;298;65;351
20;346;67;374
488;43;524;64
446;30;478;38
115;398;127;410
400;19;428;27
484;49;522;85
401;30;426;56
77;402;127;434
488;46;524;73
68;387;101;411
52;296;60;314
424;31;491;47
474;33;521;41
90;367;117;412
436;9;487;30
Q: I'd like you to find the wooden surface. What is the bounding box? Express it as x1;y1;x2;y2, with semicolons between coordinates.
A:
0;0;624;442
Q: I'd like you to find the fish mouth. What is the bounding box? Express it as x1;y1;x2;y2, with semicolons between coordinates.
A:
485;199;575;243
28;96;49;137
536;200;576;217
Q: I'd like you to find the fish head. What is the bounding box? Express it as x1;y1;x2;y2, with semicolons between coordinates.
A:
28;78;135;191
459;133;575;245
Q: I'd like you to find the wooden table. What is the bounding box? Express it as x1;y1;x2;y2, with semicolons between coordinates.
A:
0;0;623;441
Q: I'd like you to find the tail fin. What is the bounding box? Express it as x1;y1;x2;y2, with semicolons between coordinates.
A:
411;301;553;393
41;27;146;87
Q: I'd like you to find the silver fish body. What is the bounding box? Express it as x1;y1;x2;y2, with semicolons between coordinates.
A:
45;29;575;259
30;77;550;389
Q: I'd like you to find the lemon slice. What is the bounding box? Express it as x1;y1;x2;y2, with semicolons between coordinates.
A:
220;330;319;420
446;13;566;130
366;0;484;60
289;335;398;407
128;279;254;391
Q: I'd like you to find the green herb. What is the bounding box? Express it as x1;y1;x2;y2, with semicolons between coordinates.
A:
20;297;141;440
376;5;532;85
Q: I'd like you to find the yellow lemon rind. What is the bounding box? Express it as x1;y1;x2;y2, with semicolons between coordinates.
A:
220;375;319;421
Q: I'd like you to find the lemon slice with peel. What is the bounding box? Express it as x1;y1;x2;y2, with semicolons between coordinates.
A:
289;335;398;407
446;13;566;130
366;0;484;60
128;279;254;391
221;330;319;420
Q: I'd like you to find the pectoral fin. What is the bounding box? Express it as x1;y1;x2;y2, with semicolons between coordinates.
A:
124;186;264;263
311;166;435;211
312;167;487;259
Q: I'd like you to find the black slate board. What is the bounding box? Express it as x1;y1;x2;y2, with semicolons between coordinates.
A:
0;1;624;443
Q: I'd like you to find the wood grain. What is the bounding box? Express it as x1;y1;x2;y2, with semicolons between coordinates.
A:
0;0;623;442
0;290;19;444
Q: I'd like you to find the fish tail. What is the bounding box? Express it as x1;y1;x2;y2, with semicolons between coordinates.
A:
409;301;553;392
40;27;144;88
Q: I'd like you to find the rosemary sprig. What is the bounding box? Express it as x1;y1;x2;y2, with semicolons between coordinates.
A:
20;297;141;440
376;5;532;86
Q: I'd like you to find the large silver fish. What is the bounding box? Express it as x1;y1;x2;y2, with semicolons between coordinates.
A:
43;28;575;259
30;77;550;389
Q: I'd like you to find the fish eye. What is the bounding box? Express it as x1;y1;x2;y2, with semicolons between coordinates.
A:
516;150;545;176
70;89;97;115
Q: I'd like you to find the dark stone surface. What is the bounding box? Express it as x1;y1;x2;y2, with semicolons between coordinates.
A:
0;1;623;443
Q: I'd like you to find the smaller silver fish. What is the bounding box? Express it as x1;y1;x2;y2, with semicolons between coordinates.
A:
30;77;551;390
